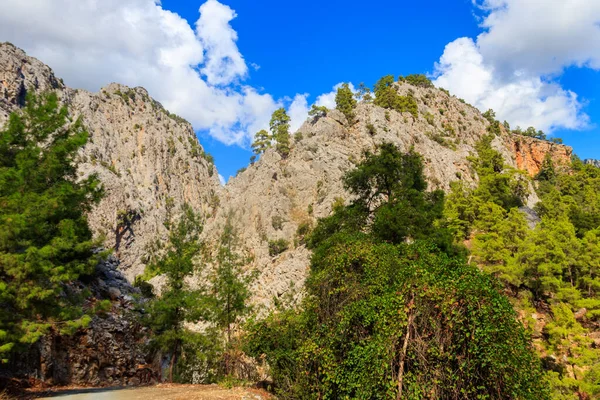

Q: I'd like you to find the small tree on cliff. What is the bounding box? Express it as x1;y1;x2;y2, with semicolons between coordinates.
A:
0;93;103;361
251;129;271;155
335;83;357;123
270;108;291;158
144;204;206;382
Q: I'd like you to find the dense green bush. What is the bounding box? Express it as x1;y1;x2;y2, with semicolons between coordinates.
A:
399;74;434;88
268;239;289;256
246;143;546;399
373;75;418;118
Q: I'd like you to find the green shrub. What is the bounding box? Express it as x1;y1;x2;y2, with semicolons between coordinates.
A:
366;122;376;136
423;112;435;126
272;215;285;231
268;239;289;256
399;73;434;88
373;75;419;118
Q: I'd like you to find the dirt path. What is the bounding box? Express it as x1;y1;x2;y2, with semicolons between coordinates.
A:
31;384;271;400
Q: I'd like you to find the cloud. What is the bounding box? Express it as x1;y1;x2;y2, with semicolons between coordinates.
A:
218;174;226;186
0;0;280;147
433;0;599;133
196;0;247;85
433;38;587;132
288;93;310;133
475;0;600;78
287;83;357;133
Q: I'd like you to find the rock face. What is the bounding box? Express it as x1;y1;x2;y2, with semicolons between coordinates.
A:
511;136;572;176
0;43;572;306
0;42;222;281
3;256;157;387
0;44;576;386
585;159;600;168
208;86;572;307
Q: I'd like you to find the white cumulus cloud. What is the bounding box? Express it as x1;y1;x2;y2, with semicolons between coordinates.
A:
433;0;599;133
0;0;282;147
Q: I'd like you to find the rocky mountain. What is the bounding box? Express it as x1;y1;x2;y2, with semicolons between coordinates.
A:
585;158;600;168
209;88;572;308
0;42;222;282
0;43;576;387
0;42;573;307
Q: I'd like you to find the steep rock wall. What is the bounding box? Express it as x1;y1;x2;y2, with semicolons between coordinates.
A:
511;135;572;176
0;43;222;280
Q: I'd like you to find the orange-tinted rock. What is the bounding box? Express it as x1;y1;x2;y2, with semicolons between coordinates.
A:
510;136;572;177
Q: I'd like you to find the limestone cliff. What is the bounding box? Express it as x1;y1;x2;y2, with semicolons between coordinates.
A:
0;43;222;281
511;136;572;176
0;42;577;388
209;84;573;307
0;43;573;306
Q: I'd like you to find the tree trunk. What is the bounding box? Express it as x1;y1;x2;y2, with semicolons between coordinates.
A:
397;295;415;400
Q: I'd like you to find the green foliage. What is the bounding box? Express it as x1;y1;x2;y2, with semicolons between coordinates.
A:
247;147;547;398
399;74;434;88
270;108;291;158
366;122;376;136
446;135;529;239
446;136;600;398
235;167;246;176
143;204;207;382
0;93;103;359
251;129;271;155
268;239;289;256
295;221;312;245
308;104;328;120
373;75;418;118
308;143;456;256
356;82;372;102
423;111;435;126
536;153;557;183
208;215;255;375
271;215;285;230
335;83;357;124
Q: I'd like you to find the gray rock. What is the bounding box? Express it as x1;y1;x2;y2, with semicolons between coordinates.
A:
107;287;122;300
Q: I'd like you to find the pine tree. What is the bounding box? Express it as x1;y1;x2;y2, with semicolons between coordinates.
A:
536;153;556;183
208;214;255;376
373;75;418;118
355;82;372;102
251;129;271;155
144;204;206;382
308;104;328;120
270;108;291;158
0;93;103;360
335;83;357;123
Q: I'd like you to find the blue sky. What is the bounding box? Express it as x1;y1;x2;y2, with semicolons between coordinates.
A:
165;0;600;180
1;0;599;181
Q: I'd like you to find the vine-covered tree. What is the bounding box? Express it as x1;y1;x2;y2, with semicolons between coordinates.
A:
270;108;291;157
335;83;357;123
0;93;103;361
246;143;547;399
